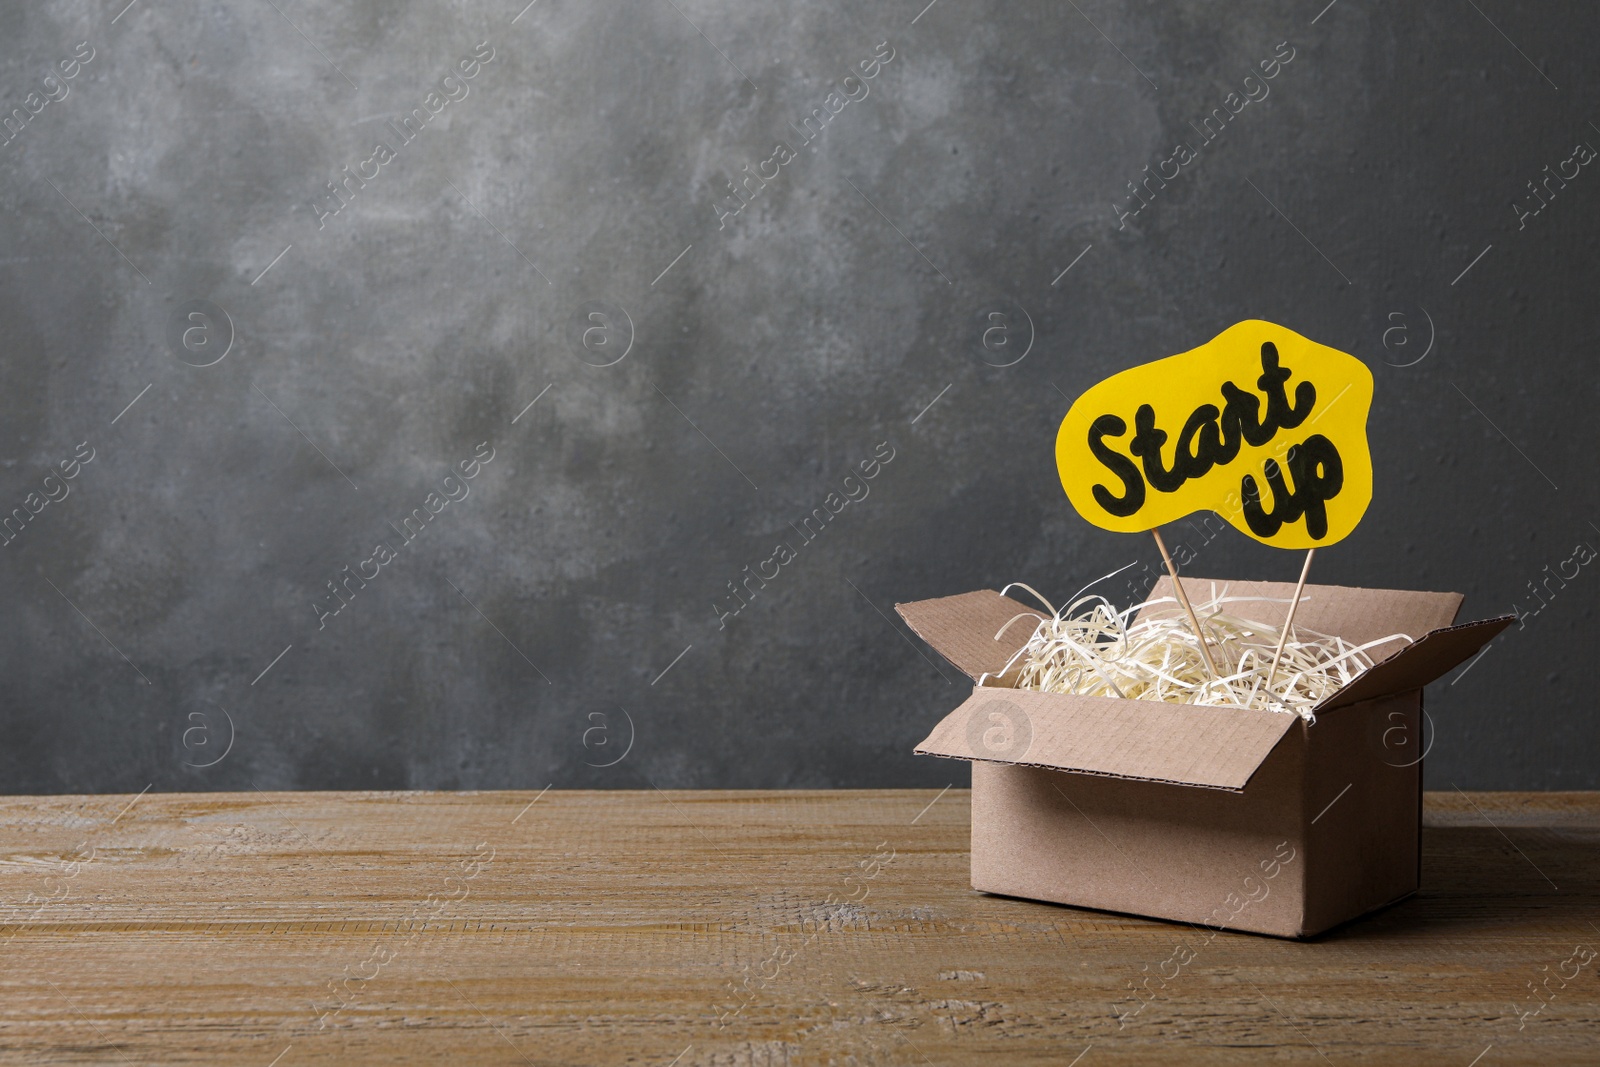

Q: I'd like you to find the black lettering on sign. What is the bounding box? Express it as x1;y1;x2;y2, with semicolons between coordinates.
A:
1089;414;1145;517
1240;434;1344;540
1088;342;1338;537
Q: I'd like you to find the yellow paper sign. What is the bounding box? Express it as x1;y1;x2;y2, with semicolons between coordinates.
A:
1055;320;1373;549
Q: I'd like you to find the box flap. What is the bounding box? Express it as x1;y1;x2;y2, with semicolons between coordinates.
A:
1313;614;1515;712
894;589;1039;682
914;687;1297;791
1145;577;1464;649
1141;577;1507;709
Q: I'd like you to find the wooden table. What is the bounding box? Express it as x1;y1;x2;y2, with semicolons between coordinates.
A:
0;789;1595;1065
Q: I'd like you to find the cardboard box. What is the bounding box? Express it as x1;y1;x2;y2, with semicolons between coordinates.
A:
897;577;1513;938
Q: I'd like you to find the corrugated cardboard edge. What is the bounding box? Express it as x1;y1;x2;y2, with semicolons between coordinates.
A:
1145;576;1465;648
900;580;1482;695
1313;614;1514;713
894;589;1038;682
916;746;1266;792
914;687;1299;792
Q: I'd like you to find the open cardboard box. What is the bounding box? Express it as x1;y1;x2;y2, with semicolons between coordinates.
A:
897;577;1513;938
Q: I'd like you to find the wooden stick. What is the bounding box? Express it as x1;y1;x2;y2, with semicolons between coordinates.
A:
1150;528;1220;681
1267;548;1316;694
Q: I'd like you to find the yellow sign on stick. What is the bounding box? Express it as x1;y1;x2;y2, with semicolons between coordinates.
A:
1056;320;1373;549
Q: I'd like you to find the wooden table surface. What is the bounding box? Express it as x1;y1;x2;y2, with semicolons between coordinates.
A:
0;789;1596;1065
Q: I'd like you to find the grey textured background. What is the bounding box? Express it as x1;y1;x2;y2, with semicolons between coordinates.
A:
1;0;1594;794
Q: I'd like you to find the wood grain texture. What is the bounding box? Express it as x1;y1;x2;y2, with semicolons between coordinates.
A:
0;789;1596;1065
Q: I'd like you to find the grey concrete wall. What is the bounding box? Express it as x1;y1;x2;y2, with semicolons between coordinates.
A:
0;0;1594;793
